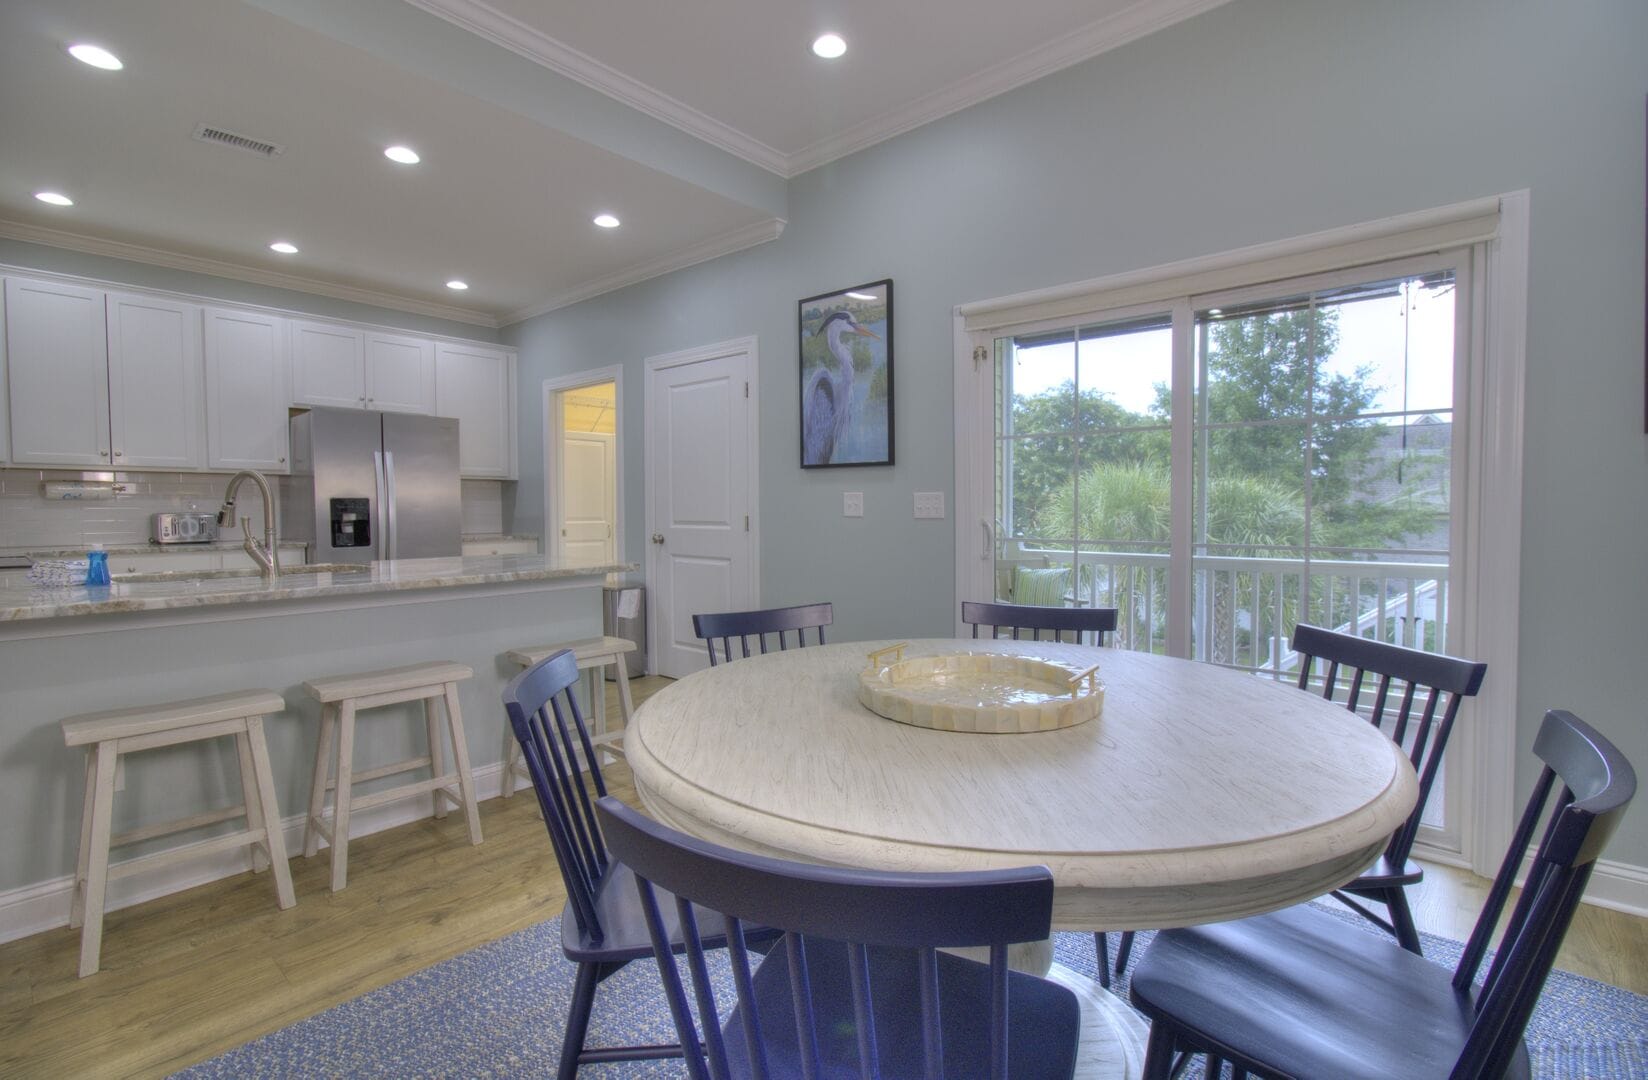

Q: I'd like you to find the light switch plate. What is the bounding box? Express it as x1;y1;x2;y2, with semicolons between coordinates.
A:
843;492;864;517
914;491;945;519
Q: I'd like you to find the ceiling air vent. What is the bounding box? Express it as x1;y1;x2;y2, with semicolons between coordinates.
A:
191;123;284;158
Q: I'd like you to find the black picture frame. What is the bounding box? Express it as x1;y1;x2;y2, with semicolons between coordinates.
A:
798;278;894;468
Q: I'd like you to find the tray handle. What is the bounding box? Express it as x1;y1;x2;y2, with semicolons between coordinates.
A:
866;642;909;670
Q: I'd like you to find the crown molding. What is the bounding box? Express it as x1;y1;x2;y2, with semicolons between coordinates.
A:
404;0;1230;178
784;0;1233;175
0;219;501;328
502;218;785;325
399;0;790;176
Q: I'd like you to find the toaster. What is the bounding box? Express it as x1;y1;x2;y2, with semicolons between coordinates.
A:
151;512;220;544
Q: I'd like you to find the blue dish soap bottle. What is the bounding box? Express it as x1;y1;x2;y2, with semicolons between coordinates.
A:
85;543;111;587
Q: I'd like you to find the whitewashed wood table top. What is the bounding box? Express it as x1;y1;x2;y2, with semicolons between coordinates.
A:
626;639;1418;931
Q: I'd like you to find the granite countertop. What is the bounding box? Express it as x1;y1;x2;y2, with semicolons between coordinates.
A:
19;540;309;559
0;554;636;623
460;534;540;543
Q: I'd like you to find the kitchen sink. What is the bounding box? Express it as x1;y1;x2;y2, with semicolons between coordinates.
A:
114;563;373;584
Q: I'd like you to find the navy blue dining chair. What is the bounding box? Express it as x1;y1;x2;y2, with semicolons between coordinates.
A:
503;650;772;1078
693;602;833;666
1102;623;1489;984
1127;709;1636;1080
962;600;1123;987
595;795;1084;1080
961;600;1118;648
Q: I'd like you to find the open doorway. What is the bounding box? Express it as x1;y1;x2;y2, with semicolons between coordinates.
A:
544;367;623;568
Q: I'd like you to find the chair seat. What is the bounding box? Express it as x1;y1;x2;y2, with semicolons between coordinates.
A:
1129;904;1530;1080
561;861;744;965
1346;854;1424;890
720;939;1080;1079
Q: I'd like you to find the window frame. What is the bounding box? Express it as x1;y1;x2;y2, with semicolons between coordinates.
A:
952;193;1529;874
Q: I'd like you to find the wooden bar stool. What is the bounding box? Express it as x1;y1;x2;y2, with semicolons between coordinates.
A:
500;636;636;796
301;661;482;891
61;689;296;978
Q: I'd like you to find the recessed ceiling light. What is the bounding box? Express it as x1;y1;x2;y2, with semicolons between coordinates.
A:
34;191;74;206
445;280;469;291
384;145;421;165
812;33;847;59
592;214;620;229
269;241;299;254
67;43;123;70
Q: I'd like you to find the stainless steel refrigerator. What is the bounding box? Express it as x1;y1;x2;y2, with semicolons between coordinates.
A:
283;407;462;564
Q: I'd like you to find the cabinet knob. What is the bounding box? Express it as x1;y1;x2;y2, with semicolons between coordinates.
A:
99;450;109;457
652;533;665;545
113;450;123;458
278;456;286;463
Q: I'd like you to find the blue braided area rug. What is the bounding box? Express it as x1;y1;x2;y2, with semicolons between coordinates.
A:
177;914;1647;1078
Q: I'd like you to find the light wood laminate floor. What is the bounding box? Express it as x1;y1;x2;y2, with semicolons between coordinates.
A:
2;674;1644;1078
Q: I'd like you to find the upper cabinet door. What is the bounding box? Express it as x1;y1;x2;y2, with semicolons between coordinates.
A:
106;292;205;469
291;320;366;409
434;342;514;478
5;277;110;467
365;332;436;414
204;307;290;472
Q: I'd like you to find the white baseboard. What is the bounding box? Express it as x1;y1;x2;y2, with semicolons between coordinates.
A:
0;760;526;946
1573;858;1648;919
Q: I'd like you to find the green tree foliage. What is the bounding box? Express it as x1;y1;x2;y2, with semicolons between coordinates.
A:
1010;306;1442;553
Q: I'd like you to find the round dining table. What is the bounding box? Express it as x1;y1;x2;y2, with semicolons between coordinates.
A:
625;638;1418;1078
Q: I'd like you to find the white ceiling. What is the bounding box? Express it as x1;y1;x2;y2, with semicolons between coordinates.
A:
0;0;1229;327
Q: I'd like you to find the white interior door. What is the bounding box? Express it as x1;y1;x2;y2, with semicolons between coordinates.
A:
562;431;615;566
646;339;757;678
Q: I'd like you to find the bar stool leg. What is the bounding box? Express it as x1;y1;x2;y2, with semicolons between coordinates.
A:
592;670;608;741
69;750;97;930
613;654;635;723
244;715;296;909
304;703;336;859
442;682;483;845
424;696;448;820
78;741;119;978
329;700;357;892
235;731;271;873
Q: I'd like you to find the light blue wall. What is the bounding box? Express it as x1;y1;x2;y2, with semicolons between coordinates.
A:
506;0;1648;866
0;238;501;342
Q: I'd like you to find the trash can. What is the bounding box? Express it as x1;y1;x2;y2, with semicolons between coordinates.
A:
602;583;646;679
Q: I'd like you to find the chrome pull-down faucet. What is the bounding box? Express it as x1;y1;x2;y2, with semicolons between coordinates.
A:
218;470;282;579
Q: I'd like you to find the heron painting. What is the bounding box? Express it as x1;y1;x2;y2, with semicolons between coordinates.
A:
798;279;894;467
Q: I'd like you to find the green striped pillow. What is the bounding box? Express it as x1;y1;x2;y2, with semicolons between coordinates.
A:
1012;566;1071;607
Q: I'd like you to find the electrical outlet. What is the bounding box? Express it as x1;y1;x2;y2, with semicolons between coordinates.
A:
843;492;864;517
914;491;945;519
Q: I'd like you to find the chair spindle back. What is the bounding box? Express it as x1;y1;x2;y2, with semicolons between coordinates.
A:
693;603;833;667
961;601;1118;647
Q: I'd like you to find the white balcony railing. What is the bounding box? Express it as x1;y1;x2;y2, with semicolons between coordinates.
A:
1008;545;1449;676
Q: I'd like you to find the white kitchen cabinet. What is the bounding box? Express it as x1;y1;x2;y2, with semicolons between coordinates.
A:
4;277;110;467
290;320;365;410
292;323;435;415
4;279;204;470
435;342;515;478
364;332;435;414
106;292;205;468
0;288;10;465
204;307;290;473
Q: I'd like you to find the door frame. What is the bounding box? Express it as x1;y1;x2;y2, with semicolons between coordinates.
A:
644;336;761;676
542;364;625;567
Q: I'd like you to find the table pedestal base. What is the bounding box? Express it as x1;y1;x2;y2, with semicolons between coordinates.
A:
1046;962;1150;1079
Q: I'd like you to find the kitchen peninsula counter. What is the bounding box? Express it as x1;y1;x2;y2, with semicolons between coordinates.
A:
0;554;633;624
0;555;634;938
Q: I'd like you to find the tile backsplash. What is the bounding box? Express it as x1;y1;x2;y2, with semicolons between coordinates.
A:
0;469;507;553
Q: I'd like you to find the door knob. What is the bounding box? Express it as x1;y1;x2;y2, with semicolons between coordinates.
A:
652;533;665;545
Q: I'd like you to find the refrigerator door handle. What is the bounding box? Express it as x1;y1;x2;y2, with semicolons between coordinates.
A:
372;450;388;561
384;450;399;561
